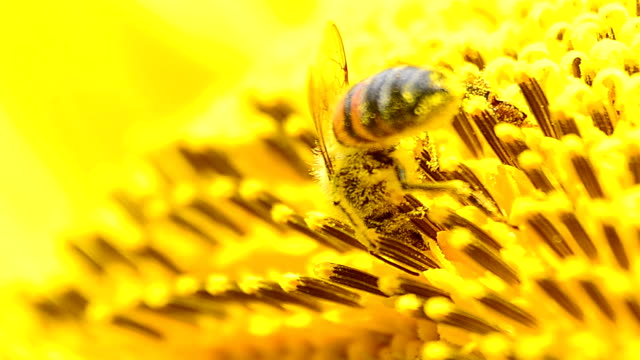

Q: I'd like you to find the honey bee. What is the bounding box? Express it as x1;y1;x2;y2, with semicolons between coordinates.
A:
307;22;467;273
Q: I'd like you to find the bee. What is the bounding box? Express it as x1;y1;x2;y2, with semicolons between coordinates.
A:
307;22;467;273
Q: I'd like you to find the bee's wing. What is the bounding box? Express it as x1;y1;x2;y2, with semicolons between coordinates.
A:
307;21;349;178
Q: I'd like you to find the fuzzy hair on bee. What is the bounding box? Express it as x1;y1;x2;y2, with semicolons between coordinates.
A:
308;22;467;273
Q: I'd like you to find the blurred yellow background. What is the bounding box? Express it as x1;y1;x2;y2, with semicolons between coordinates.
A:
0;0;328;283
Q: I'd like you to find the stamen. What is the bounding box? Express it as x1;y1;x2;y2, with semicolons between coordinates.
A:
466;243;520;285
233;182;286;230
304;213;367;251
518;151;559;194
478;293;538;328
243;279;322;311
422;341;486;360
425;297;502;334
471;110;518;167
558;212;598;260
375;235;440;275
452;112;484;158
140;301;201;324
588;104;614;136
168;212;218;246
518;76;557;138
230;194;285;230
552;110;582;137
57;289;89;318
463;47;486;70
602;224;630;270
295;128;317;150
174;297;227;318
449;230;520;285
216;279;292;310
378;276;450;299
571;154;605;198
253;189;287;213
526;212;574;258
572;56;583;78
262;136;313;179
272;205;344;251
176;144;243;178
147;152;182;186
190;199;246;236
418;149;448;182
68;242;105;274
198;285;260;305
94;235;139;272
314;262;387;297
628;147;640;185
402;194;444;240
34;298;65;318
536;278;584;321
251;96;295;123
495;123;530;167
440;211;502;251
111;190;146;225
443;164;505;220
579;280;616;321
625;298;640;324
111;315;164;340
136;246;183;274
281;275;361;307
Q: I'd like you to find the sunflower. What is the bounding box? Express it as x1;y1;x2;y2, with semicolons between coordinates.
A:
6;0;640;359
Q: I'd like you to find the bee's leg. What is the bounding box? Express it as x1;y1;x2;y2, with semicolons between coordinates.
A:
395;164;471;196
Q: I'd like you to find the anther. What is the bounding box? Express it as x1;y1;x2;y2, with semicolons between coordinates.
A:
314;263;387;297
536;278;584;321
452;112;484;158
478;293;538;327
602;224;630;270
375;235;440;274
272;205;344;251
440;211;502;251
281;275;361;307
553;110;582;137
443;164;505;220
518;76;556;138
627;147;640;184
570;153;605;199
168;212;218;246
425;297;502;334
111;315;164;340
244;279;322;311
379;276;450;299
558;212;598;260
94;235;139;273
190;199;246;236
471;110;518;167
68;242;105;274
579;280;616;321
526;212;574;258
305;213;367;251
518;151;558;194
449;230;520;285
588;104;614;136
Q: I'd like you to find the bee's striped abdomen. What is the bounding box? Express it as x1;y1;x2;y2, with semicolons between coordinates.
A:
333;66;458;148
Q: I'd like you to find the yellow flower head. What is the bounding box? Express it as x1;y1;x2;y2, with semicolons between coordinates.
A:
11;0;640;359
